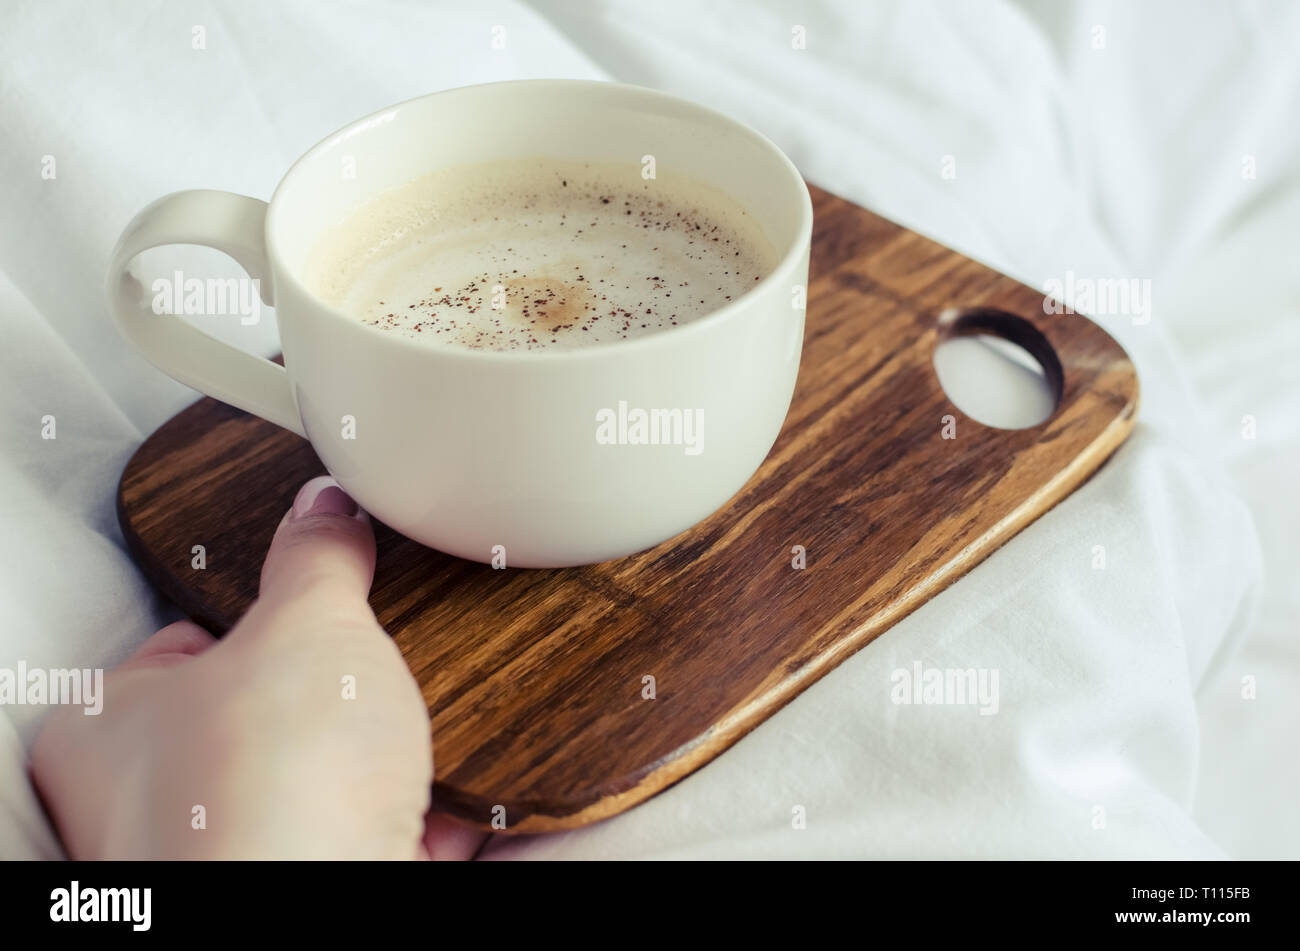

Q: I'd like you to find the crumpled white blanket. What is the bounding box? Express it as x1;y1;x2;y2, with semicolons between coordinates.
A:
2;0;1291;860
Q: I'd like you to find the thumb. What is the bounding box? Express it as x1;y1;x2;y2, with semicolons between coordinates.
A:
117;620;217;673
258;476;376;608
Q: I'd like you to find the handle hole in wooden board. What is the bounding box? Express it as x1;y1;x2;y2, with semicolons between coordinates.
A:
933;307;1063;430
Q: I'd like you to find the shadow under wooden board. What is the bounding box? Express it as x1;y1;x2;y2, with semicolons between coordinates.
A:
117;184;1139;833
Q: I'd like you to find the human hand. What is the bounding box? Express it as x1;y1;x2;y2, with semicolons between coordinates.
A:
32;476;485;860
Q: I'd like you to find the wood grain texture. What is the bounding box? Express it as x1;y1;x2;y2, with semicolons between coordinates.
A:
117;186;1139;833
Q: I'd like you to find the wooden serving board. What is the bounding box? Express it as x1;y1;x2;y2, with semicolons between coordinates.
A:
117;185;1139;833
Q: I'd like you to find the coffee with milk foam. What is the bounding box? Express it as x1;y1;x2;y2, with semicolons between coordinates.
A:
304;159;779;351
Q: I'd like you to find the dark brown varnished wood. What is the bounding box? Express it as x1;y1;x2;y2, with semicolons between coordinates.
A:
117;186;1139;832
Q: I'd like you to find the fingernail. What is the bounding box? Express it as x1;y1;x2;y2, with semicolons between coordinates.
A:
292;476;359;519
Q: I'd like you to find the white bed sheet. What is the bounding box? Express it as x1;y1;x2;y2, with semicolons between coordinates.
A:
0;0;1292;860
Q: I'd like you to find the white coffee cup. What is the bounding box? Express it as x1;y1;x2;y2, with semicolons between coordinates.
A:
107;80;813;567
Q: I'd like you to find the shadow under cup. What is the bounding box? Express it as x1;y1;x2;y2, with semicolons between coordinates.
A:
266;80;813;567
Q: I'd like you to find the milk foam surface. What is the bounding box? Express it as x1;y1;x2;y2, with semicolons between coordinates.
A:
304;159;779;351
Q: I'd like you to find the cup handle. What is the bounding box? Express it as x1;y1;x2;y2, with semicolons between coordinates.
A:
106;189;306;437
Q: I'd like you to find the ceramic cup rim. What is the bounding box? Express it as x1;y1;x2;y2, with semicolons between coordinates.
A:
264;78;814;364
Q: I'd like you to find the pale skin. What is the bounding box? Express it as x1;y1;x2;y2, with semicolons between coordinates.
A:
31;476;488;860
